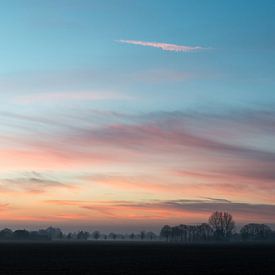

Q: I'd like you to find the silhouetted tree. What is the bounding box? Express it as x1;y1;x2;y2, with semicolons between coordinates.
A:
117;234;125;240
160;223;214;243
29;230;50;241
13;229;30;240
100;234;107;240
45;227;63;240
146;231;157;240
108;232;117;240
129;233;135;240
140;231;146;240
208;211;235;240
77;231;90;240
240;223;272;241
0;228;13;240
66;233;73;240
160;225;172;241
92;230;100;240
198;223;214;241
181;226;190;242
171;226;181;242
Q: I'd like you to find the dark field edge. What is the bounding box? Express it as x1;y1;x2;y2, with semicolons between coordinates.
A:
0;241;274;274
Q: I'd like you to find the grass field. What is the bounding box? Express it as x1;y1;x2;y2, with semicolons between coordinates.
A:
0;241;274;274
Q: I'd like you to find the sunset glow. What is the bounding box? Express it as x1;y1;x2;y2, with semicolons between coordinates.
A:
0;0;274;232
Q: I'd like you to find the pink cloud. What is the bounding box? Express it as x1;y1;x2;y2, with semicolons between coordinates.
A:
1;108;274;225
118;39;206;52
0;148;118;171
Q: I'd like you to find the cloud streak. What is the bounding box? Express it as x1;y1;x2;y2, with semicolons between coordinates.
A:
15;91;130;104
0;171;75;194
118;39;206;52
1;107;275;225
46;199;275;223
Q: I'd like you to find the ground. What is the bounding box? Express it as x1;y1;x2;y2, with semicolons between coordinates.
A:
0;241;274;274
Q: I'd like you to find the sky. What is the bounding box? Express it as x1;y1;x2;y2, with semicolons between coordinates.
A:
0;0;275;232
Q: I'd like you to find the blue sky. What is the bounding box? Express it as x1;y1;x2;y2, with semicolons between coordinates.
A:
0;1;274;231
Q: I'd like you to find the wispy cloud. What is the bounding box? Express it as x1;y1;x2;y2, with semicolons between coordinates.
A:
117;39;206;52
15;91;130;104
0;171;75;194
45;199;275;223
1;107;275;216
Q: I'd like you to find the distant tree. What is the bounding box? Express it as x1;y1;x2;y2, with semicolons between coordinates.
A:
102;234;107;240
146;231;157;240
188;225;196;242
160;223;213;243
29;230;50;241
67;233;73;240
208;211;235;240
108;232;117;240
129;233;135;240
160;225;172;241
140;231;146;240
0;228;13;240
45;227;63;240
38;229;49;239
91;230;100;240
178;224;188;242
171;226;181;242
240;223;272;241
198;223;214;241
77;231;90;240
13;229;30;240
116;234;125;240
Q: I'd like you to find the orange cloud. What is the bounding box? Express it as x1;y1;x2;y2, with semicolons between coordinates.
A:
45;199;275;224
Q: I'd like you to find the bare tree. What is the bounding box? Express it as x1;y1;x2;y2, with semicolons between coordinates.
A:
77;231;90;240
208;211;235;240
178;224;188;242
0;228;13;240
160;225;172;242
240;223;272;241
92;230;100;240
146;231;157;240
108;232;117;240
140;231;146;240
129;233;135;240
198;223;213;241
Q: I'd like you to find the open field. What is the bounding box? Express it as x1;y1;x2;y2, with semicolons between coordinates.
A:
0;241;274;274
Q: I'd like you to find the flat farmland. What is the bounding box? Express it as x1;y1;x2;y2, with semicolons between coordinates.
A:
0;241;274;274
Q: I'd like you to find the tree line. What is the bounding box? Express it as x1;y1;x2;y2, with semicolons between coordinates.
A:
0;226;158;241
160;211;275;242
0;212;274;242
